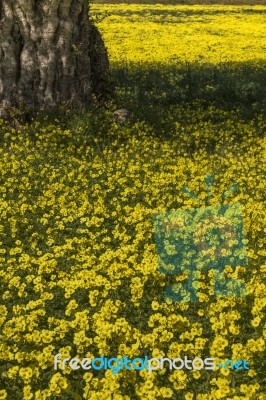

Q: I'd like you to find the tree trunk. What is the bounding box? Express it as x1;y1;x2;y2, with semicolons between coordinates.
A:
0;0;109;116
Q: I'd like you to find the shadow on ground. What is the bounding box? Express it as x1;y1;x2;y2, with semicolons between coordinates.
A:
112;60;266;122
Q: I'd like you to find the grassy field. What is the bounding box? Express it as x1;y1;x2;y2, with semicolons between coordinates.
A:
0;4;265;400
92;4;266;123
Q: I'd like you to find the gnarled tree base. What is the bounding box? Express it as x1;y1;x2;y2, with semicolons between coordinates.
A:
0;0;110;117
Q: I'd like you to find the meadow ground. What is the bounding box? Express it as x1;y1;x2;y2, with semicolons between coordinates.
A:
0;4;265;400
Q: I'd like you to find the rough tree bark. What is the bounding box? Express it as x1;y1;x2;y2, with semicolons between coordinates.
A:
0;0;110;116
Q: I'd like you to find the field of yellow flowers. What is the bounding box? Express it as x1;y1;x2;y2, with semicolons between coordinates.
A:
94;4;266;65
0;4;265;400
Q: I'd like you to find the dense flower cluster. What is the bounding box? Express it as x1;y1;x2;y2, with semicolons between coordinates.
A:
0;4;265;400
0;111;265;399
93;4;266;65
